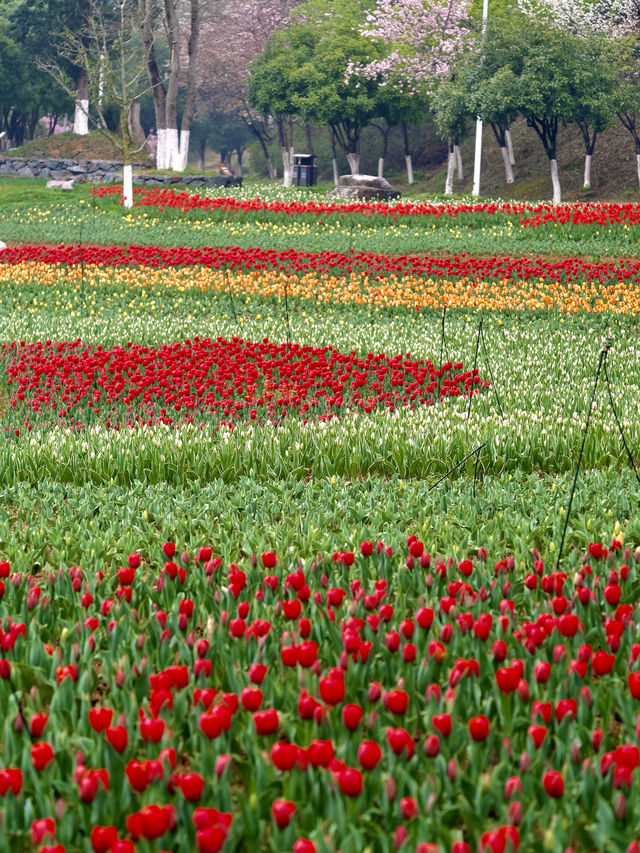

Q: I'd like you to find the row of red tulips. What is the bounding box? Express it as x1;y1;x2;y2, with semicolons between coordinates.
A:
0;337;485;430
2;243;640;287
89;185;640;226
0;535;640;851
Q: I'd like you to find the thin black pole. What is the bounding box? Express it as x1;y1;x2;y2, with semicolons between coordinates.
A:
429;442;487;491
226;270;239;325
284;276;292;346
466;318;483;426
555;346;608;572
480;325;504;417
603;358;640;489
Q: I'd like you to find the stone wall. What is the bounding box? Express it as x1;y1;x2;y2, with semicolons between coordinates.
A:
0;156;241;188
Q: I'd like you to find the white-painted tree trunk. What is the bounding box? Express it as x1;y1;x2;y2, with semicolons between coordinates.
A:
176;130;190;172
165;127;180;171
505;129;515;166
282;146;294;187
583;154;592;190
636;154;640;189
346;152;360;174
332;158;339;187
378;157;384;178
500;147;515;183
74;99;89;136
267;157;277;180
444;151;456;196
155;129;168;169
122;164;133;208
405;154;414;185
454;144;463;180
550;158;561;203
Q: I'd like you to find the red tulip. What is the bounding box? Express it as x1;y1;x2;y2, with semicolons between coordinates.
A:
31;817;56;844
542;770;564;797
271;799;296;828
253;708;279;735
270;742;299;771
89;826;118;853
105;725;128;752
334;766;362;797
384;689;409;715
400;796;418;820
527;724;547;749
31;742;54;771
342;703;363;730
432;713;452;737
318;672;345;705
293;840;316;853
357;740;382;769
469;714;490;742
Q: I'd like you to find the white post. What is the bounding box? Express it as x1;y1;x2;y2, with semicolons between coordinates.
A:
472;0;489;197
122;164;133;208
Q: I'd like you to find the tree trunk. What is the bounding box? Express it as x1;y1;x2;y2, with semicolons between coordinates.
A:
454;143;463;180
583;154;591;190
636;153;640;190
378;157;384;178
164;0;181;170
128;100;147;153
198;137;206;171
282;146;294;187
405;155;414;185
550;158;561;203
346;152;359;174
305;124;314;155
444;141;455;195
505;129;515;166
175;0;199;172
500;147;514;183
140;0;168;168
73;67;89;135
329;127;339;186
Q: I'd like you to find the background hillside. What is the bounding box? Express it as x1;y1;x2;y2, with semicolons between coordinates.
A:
6;114;639;202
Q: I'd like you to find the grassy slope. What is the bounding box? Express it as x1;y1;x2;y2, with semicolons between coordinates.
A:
6;118;640;203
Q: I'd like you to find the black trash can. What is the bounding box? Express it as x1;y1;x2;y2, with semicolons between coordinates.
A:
293;154;317;186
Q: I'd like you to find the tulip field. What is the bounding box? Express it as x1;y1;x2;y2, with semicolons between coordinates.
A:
2;183;640;853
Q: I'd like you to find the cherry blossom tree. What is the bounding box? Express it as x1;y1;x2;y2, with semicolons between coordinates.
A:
348;0;471;93
347;0;471;186
517;0;638;36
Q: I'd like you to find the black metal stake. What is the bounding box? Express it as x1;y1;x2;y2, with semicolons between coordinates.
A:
555;346;608;572
603;359;640;489
429;442;487;491
466;318;483;428
284;276;292;346
480;325;504;417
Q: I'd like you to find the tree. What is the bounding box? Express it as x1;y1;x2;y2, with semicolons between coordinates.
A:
431;74;470;193
347;0;470;96
0;8;72;146
516;0;634;190
517;0;638;36
11;0;96;134
139;0;200;171
249;0;385;180
36;0;150;206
